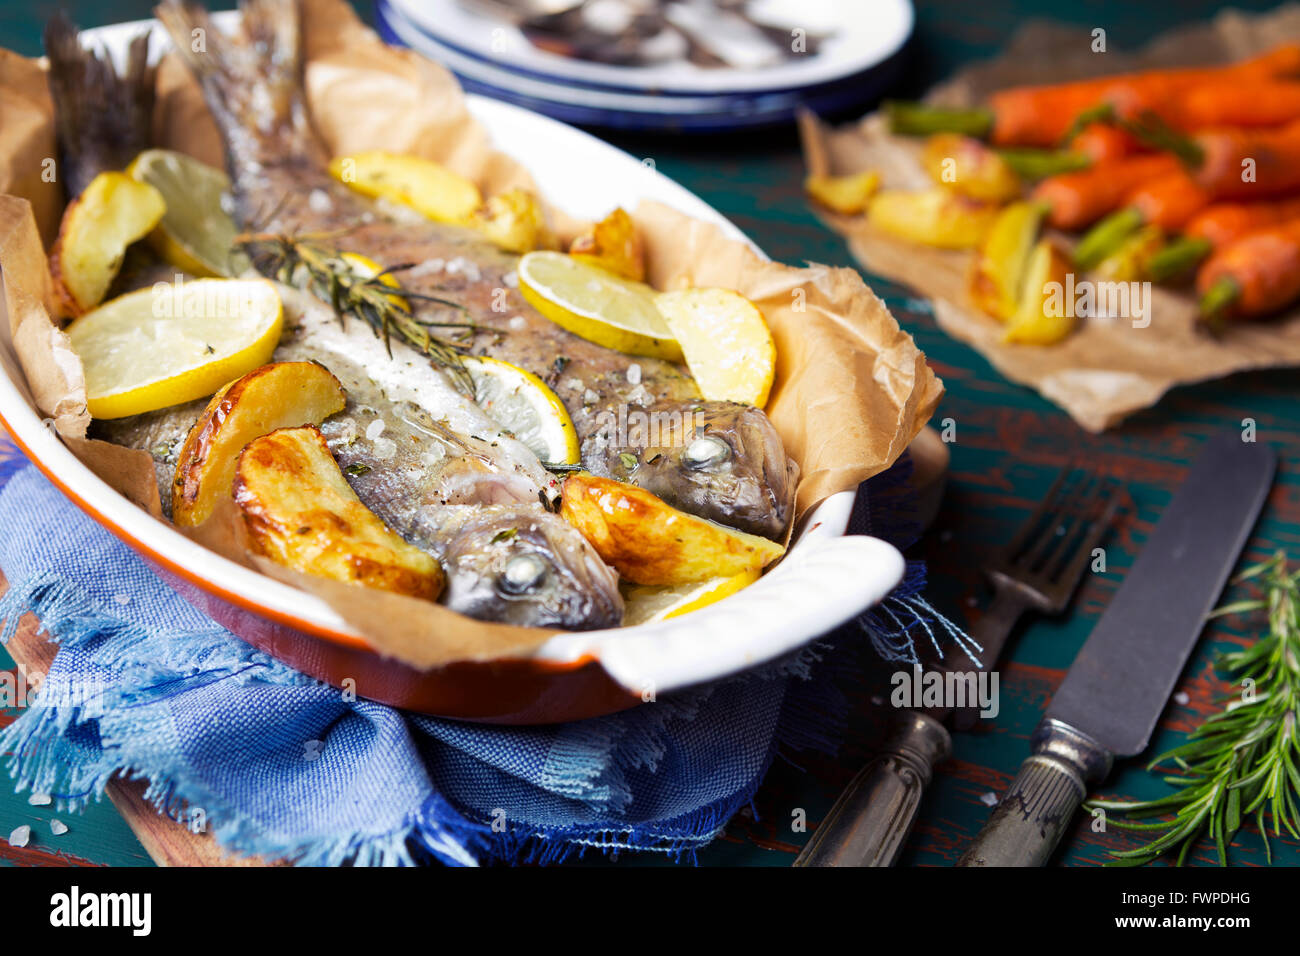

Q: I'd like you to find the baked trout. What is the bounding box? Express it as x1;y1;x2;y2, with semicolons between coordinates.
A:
155;0;798;541
51;14;622;629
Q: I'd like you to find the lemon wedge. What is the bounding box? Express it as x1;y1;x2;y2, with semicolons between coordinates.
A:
127;149;243;277
67;278;284;419
517;251;682;361
654;288;776;408
463;355;580;465
622;569;760;626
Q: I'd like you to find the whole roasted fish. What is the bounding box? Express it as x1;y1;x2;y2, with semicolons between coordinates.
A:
156;0;798;541
51;13;622;629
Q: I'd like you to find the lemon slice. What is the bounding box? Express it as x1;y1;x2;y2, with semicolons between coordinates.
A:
517;251;682;361
463;355;580;465
127;149;243;277
622;569;760;626
653;288;776;408
67;278;284;419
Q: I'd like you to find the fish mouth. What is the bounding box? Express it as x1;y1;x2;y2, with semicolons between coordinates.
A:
603;400;797;540
438;506;623;630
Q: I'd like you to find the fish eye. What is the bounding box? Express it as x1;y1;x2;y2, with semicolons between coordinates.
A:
497;552;549;595
683;435;730;469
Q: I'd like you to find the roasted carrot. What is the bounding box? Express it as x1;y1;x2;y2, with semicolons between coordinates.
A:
1127;172;1213;230
1193;118;1300;199
1185;196;1300;246
1033;153;1181;230
1197;217;1300;320
1069;123;1144;162
1167;81;1300;129
987;44;1300;146
1073;172;1212;269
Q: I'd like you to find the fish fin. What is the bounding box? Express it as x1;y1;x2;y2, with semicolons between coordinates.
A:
44;11;156;198
155;0;317;162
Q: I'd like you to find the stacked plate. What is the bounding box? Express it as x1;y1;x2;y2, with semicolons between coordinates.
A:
374;0;914;132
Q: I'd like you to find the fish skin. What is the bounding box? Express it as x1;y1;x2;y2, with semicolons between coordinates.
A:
155;0;797;541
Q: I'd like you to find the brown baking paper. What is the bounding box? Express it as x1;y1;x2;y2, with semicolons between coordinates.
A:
0;0;940;669
801;5;1300;433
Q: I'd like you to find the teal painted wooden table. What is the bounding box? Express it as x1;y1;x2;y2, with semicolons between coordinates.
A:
2;0;1298;867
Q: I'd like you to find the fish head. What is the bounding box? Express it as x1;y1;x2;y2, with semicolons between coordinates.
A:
608;400;797;540
439;505;623;630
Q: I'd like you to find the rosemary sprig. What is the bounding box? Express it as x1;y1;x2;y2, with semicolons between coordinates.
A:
1087;551;1300;866
236;233;480;395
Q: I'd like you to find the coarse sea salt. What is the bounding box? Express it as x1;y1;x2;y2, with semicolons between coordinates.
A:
27;793;51;807
50;820;68;836
626;364;642;385
8;825;30;848
366;419;386;440
508;315;526;330
371;437;397;460
308;189;333;214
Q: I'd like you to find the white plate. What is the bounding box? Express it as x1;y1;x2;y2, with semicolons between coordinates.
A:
390;0;915;96
0;14;904;696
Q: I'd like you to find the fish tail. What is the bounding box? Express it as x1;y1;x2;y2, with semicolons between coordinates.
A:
44;11;156;198
155;0;321;168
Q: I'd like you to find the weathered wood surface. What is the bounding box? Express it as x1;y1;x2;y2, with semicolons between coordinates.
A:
2;0;1297;868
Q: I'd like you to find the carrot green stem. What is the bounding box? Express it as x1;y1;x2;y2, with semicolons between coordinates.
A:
884;101;994;138
1074;207;1145;270
1060;103;1117;145
1200;276;1240;321
1119;111;1205;167
996;148;1091;180
1146;237;1213;283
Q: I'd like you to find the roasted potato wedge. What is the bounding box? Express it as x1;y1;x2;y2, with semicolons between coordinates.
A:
569;207;646;281
234;426;443;600
472;187;554;254
1003;239;1076;345
329;151;481;224
867;187;999;249
172;361;346;527
968;200;1047;320
922;133;1022;203
50;171;166;317
804;170;881;215
560;473;785;586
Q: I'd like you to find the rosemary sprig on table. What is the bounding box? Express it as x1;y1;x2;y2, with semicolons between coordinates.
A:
1087;551;1300;866
236;233;483;395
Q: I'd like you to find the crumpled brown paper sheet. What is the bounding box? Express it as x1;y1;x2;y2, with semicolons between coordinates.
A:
801;5;1300;433
0;0;940;668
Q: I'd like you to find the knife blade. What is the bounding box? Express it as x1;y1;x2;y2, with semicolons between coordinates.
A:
957;428;1275;867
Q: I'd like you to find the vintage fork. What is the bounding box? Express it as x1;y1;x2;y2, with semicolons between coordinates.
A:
793;466;1123;868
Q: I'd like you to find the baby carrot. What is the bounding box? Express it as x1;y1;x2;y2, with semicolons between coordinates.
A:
1197;217;1300;320
1074;172;1212;269
1193;118;1300;199
1185;195;1300;246
987;44;1300;146
1168;81;1300;129
1069;123;1144;162
1033;153;1181;230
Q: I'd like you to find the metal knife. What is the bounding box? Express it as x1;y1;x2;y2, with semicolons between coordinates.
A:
956;429;1275;867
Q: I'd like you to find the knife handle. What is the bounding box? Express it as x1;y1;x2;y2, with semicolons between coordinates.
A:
956;719;1112;867
793;712;951;867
